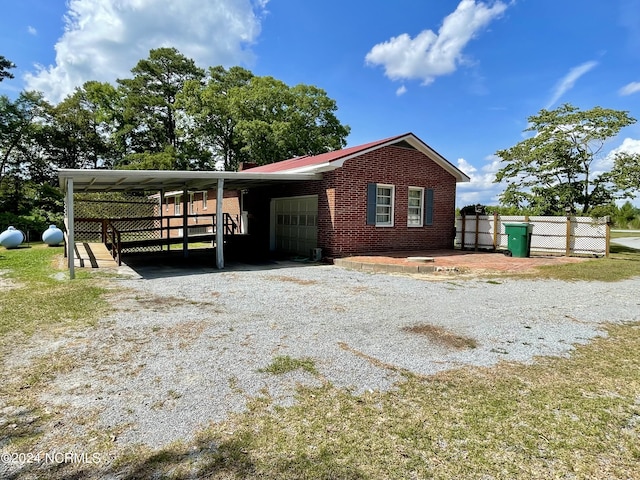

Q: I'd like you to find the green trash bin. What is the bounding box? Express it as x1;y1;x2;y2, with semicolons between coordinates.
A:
504;223;533;257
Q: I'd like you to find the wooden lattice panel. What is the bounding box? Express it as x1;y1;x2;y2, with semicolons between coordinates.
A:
73;193;161;252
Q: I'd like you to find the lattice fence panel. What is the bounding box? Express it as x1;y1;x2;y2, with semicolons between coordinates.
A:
571;217;607;255
455;215;609;256
525;216;570;254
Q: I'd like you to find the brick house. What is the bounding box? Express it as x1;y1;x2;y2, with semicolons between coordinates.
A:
241;132;469;258
153;190;242;238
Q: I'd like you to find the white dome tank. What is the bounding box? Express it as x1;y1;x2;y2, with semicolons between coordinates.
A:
42;225;64;246
0;226;25;249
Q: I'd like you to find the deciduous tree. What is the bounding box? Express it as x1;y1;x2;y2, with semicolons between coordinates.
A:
495;104;636;214
179;66;350;171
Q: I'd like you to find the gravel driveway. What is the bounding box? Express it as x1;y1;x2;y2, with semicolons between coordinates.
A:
10;262;640;450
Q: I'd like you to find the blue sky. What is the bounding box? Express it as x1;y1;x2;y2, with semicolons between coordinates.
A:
2;0;640;207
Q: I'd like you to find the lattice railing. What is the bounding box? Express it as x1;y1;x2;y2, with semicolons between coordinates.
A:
73;193;161;252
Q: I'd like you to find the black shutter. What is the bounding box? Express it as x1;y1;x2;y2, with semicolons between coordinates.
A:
366;183;377;225
424;188;434;226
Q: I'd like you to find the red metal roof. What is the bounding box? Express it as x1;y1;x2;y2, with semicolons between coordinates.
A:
243;133;410;173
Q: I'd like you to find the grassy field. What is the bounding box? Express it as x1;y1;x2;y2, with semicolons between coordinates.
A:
0;244;109;338
532;244;640;282
610;230;640;239
1;243;639;479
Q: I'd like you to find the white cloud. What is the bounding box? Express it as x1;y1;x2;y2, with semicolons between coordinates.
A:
619;81;640;96
591;137;640;178
546;61;598;108
604;137;640;164
456;154;505;205
24;0;268;103
396;85;407;96
27;26;37;35
365;0;508;85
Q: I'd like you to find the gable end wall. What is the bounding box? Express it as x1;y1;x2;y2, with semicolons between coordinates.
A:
320;145;457;256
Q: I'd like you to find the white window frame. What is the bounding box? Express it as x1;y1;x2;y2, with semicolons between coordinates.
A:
202;191;208;210
407;187;424;227
376;184;395;227
189;192;195;215
174;195;181;216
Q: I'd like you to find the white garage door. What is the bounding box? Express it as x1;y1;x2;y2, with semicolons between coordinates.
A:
272;195;318;256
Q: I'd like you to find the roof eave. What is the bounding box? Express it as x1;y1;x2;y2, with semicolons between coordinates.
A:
288;133;471;182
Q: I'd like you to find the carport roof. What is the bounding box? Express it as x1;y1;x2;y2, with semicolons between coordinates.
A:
58;169;322;193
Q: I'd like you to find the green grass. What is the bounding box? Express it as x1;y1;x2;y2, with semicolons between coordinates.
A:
0;244;114;464
0;244;110;338
533;244;640;282
610;230;640;239
258;355;318;375
168;241;212;250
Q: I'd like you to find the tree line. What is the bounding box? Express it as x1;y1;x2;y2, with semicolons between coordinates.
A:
0;48;350;233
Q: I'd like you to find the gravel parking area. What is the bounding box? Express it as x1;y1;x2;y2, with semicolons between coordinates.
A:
9;262;640;450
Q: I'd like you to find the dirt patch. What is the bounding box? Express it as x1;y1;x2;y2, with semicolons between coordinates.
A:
338;250;590;278
160;320;208;349
269;275;318;286
0;270;21;291
338;341;405;373
402;324;478;350
108;291;222;313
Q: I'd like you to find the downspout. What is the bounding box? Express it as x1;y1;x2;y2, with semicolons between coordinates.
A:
182;185;188;257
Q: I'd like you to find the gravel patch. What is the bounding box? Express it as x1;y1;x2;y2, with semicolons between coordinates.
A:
10;262;640;450
0;269;21;291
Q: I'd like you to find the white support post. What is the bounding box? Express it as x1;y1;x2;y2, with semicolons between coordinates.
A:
158;189;164;250
182;186;189;258
216;178;224;269
66;178;75;279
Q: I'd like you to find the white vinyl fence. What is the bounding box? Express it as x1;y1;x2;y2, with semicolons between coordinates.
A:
455;214;610;256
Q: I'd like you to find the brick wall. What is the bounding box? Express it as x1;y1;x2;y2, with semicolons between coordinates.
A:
161;190;240;238
321;145;457;256
245;144;458;257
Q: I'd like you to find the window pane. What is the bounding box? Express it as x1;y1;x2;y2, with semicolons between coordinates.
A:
408;188;423;226
375;185;394;226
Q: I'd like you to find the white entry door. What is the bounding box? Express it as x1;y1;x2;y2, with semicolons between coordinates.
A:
271;195;318;256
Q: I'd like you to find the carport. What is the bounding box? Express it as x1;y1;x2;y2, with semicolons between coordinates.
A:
59;169;320;278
